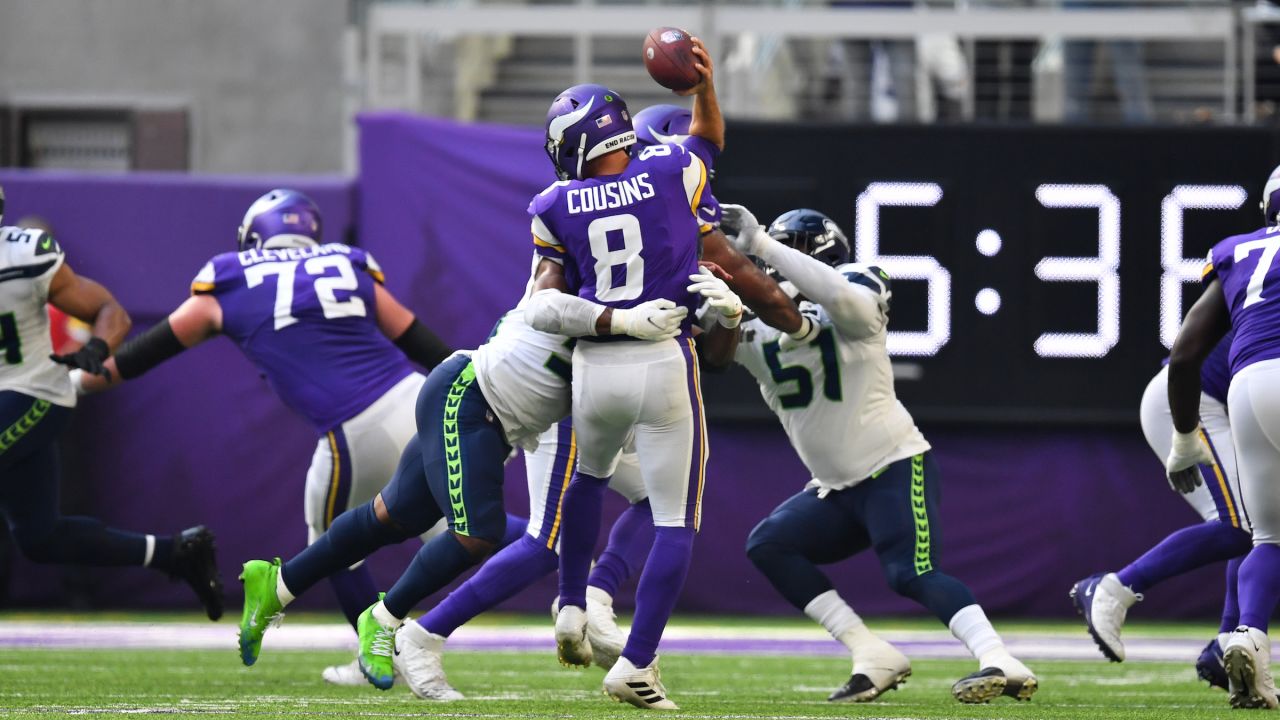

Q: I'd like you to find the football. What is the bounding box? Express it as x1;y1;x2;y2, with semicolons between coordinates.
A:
642;27;701;92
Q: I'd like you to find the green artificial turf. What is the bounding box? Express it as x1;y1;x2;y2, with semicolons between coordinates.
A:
0;647;1237;719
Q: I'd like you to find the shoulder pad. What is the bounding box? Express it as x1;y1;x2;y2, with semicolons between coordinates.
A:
529;181;572;216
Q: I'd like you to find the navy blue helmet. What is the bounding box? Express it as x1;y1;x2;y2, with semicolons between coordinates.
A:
767;209;850;268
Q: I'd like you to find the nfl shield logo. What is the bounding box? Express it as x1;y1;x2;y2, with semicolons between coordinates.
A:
660;29;683;44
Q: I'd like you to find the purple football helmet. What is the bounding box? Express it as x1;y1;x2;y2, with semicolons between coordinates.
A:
544;84;636;181
633;104;692;149
1263;164;1280;226
237;189;322;252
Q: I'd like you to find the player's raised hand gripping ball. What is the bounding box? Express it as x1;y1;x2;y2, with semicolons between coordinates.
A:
643;27;704;93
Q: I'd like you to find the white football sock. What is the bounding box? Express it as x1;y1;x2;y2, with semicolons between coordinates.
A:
1219;632;1232;652
948;604;1005;665
275;570;296;606
142;535;156;568
373;599;403;627
805;590;874;650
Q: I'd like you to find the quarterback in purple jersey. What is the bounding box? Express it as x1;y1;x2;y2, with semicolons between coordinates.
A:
523;38;815;709
1167;164;1280;709
1073;332;1250;689
80;189;466;684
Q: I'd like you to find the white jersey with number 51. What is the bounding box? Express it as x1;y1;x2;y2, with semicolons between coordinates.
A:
734;263;929;492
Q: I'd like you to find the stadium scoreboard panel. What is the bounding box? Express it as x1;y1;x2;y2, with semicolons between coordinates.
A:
708;124;1280;424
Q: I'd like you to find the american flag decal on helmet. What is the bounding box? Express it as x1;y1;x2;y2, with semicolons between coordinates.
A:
596;115;612;128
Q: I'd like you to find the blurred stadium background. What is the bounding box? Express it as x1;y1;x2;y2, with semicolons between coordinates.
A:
0;0;1271;651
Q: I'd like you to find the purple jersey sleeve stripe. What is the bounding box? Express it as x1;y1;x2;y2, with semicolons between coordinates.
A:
688;158;708;219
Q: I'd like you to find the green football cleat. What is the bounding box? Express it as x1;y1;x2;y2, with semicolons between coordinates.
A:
357;594;400;690
238;558;285;666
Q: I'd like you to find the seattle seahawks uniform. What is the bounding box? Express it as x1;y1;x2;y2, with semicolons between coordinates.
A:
729;205;1035;704
192;243;436;548
0;226;73;408
0;222;222;620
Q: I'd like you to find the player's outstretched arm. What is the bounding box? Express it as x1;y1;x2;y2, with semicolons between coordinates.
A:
688;263;742;371
1164;278;1231;492
77;294;223;393
700;230;807;335
47;263;132;379
373;284;452;370
723;204;884;340
679;37;724;150
526;258;688;340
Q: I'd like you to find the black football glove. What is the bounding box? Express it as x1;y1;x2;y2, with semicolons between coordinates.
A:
50;337;112;380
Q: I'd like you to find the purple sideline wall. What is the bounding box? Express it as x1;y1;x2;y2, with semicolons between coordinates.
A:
0;122;1230;623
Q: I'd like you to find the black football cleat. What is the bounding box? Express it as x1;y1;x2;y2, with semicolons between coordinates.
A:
828;669;910;703
170;526;224;621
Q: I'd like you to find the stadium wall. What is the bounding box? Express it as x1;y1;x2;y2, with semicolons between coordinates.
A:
0;116;1264;620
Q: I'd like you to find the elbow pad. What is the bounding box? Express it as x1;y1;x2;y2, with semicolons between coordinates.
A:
524;289;604;337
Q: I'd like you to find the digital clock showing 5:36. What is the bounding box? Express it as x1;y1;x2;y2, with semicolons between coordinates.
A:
712;124;1280;424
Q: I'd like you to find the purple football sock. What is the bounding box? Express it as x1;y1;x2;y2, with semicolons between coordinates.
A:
419;534;558;637
1238;544;1280;631
1115;521;1252;593
328;565;380;630
588;499;654;597
622;525;696;669
501;513;530;548
557;471;609;610
1221;556;1243;633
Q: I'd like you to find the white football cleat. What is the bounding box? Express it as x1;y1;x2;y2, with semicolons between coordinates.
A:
586;587;627;670
604;655;678;710
1224;626;1279;710
828;636;911;702
394;622;463;701
952;652;1038;704
1070;572;1140;662
555;605;593;668
322;657;375;687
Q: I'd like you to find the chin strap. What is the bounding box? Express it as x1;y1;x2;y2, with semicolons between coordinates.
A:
574;132;588;180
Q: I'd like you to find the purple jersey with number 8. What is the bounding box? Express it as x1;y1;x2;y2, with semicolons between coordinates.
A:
529;138;720;336
190;243;413;431
1205;225;1280;376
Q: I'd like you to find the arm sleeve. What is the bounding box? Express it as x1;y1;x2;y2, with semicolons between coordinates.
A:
759;242;886;339
393;318;451;370
113;320;188;379
524;288;604;337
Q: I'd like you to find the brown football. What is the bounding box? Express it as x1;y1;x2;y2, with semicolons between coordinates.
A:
642;27;700;92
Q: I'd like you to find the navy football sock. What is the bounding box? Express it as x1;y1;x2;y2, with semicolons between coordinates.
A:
500;513;529;549
329;565;380;630
1221;556;1243;633
896;571;978;626
14;516;150;567
589;500;654;597
383;532;478;619
419;533;558;637
281;502;408;598
623;525;695;669
557;472;609;610
1116;521;1252;594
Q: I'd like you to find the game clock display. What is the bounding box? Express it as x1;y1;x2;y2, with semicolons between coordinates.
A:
709;124;1280;424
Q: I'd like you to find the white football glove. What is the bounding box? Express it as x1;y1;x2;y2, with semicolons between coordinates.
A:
68;368;87;395
720;204;774;257
687;268;743;328
610;299;688;341
1165;428;1213;494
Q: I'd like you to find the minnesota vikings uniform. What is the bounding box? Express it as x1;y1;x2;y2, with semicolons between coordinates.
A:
193;244;434;546
1071;333;1251;674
